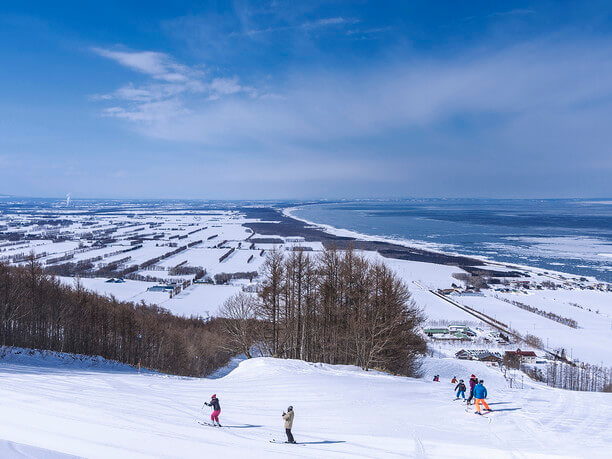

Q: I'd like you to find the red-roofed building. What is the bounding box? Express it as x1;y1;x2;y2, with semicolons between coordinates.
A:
504;349;538;364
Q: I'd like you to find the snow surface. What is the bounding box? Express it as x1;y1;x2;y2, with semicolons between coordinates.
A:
454;292;612;366
0;440;79;459
56;277;152;302
140;284;243;318
1;351;610;458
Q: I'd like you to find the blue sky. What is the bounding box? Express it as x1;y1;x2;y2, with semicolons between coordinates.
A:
1;0;611;199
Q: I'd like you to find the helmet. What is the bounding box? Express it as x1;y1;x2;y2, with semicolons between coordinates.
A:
471;374;475;378
460;379;464;382
212;394;217;398
479;380;484;383
288;406;293;411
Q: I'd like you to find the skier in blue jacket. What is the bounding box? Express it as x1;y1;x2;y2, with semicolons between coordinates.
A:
473;380;492;414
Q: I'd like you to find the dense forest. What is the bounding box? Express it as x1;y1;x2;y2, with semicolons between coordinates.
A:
222;248;427;376
0;260;231;376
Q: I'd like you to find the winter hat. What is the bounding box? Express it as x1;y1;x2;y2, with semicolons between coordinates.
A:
460;379;464;382
479;380;484;383
471;374;475;378
212;394;217;398
288;406;293;411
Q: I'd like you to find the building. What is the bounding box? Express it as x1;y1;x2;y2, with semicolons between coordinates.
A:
147;285;174;292
455;349;472;360
455;349;502;362
423;328;449;337
504;349;538;365
105;277;125;283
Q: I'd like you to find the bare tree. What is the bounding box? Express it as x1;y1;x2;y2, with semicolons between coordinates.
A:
254;248;426;376
219;292;260;358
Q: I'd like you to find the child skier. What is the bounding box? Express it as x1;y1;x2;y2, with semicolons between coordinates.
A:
282;406;296;443
454;379;466;399
466;374;478;405
451;376;457;384
473;380;492;415
204;394;222;426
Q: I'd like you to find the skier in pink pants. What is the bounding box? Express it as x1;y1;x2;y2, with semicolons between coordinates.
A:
204;394;222;426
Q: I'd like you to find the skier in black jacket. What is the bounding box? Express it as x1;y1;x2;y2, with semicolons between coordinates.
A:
454;380;467;399
204;394;222;426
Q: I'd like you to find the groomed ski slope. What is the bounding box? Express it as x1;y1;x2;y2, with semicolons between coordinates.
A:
0;353;610;458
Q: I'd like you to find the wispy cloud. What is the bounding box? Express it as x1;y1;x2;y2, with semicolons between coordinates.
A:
489;8;536;18
92;47;255;121
91;48;192;82
244;16;358;35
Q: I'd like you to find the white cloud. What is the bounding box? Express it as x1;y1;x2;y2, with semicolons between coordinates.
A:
92;47;252;121
107;40;612;146
91;39;612;196
244;16;358;35
91;48;191;82
306;17;357;27
102;99;189;122
490;9;536;18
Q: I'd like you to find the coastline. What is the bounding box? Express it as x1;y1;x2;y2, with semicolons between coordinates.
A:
283;205;453;254
241;206;528;278
281;204;612;283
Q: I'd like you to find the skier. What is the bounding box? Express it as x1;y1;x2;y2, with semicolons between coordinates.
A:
282;406;296;443
466;374;478;405
451;376;457;384
454;379;466;399
204;394;222;426
473;379;492;415
433;375;440;382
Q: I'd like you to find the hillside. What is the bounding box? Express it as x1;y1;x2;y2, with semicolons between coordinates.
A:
0;350;610;458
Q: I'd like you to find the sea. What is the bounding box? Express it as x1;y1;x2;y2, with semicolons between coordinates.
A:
290;199;612;283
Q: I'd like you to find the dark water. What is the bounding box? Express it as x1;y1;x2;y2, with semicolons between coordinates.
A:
292;199;612;282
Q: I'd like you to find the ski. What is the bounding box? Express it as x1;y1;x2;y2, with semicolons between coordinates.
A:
197;421;226;428
269;440;305;445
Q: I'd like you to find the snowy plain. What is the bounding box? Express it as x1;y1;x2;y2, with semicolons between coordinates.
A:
455;293;612;366
4;204;612;365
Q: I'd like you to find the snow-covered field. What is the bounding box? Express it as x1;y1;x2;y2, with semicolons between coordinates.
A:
133;284;243;318
1;210;266;318
455;292;612;366
0;350;610;458
55;277;242;318
3;204;612;366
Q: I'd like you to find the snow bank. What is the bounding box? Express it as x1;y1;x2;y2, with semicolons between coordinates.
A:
0;440;79;459
0;346;145;373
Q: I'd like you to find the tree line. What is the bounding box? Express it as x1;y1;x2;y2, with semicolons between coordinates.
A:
0;260;231;376
494;294;579;329
523;360;611;392
221;248;426;376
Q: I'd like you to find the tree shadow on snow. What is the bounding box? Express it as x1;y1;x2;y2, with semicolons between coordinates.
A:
226;424;263;429
298;440;346;445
